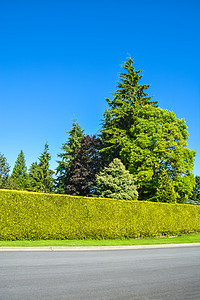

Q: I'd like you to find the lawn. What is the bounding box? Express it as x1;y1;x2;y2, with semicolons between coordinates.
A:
0;233;200;247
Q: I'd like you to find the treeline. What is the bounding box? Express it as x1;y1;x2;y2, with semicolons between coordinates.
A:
0;58;199;204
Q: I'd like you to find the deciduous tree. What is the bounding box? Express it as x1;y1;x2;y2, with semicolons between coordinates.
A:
120;105;196;202
67;135;101;196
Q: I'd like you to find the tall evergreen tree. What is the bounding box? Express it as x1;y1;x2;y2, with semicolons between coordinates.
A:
0;153;10;188
56;121;84;193
29;162;41;192
67;135;101;196
101;57;158;165
29;143;54;193
11;150;29;190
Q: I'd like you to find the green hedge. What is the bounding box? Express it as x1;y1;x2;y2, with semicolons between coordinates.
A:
0;189;200;240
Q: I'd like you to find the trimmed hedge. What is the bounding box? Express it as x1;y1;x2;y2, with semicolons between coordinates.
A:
0;189;200;240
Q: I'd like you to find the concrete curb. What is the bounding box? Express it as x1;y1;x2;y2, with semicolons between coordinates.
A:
0;243;200;251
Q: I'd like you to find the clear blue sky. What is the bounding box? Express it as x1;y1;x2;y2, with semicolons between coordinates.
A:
0;0;199;175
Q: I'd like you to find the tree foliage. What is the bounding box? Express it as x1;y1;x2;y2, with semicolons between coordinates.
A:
29;143;54;193
29;162;41;192
67;135;101;196
0;153;10;188
120;105;195;201
120;105;196;202
100;57;158;165
155;169;178;203
100;58;195;202
56;121;84;193
11;150;29;190
1;57;196;203
191;176;200;202
6;177;19;190
96;158;138;200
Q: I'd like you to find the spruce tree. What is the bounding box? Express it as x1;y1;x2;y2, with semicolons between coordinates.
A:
0;153;10;188
56;121;84;193
29;162;41;192
96;158;138;200
11;150;29;190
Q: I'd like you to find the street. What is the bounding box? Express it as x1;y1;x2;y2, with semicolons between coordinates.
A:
0;246;199;299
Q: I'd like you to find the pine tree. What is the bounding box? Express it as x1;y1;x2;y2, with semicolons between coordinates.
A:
56;121;84;193
67;135;101;196
29;143;54;193
0;153;10;188
96;158;138;200
11;150;29;190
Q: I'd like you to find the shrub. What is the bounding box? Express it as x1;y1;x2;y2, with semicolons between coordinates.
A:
0;189;200;240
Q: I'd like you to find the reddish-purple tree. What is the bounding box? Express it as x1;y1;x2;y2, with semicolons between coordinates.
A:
67;135;101;196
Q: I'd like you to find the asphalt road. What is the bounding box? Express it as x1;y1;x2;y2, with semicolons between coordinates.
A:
0;247;199;300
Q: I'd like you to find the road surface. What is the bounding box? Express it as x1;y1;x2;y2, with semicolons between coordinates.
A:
0;246;199;299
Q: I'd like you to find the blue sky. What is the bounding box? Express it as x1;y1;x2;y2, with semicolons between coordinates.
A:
0;0;199;175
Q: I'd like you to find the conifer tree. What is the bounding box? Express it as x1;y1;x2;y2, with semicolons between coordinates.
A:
11;150;29;190
29;162;41;192
56;121;84;193
0;153;10;188
29;143;54;193
96;158;138;200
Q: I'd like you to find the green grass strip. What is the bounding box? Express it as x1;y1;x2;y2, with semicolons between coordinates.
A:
0;233;200;247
